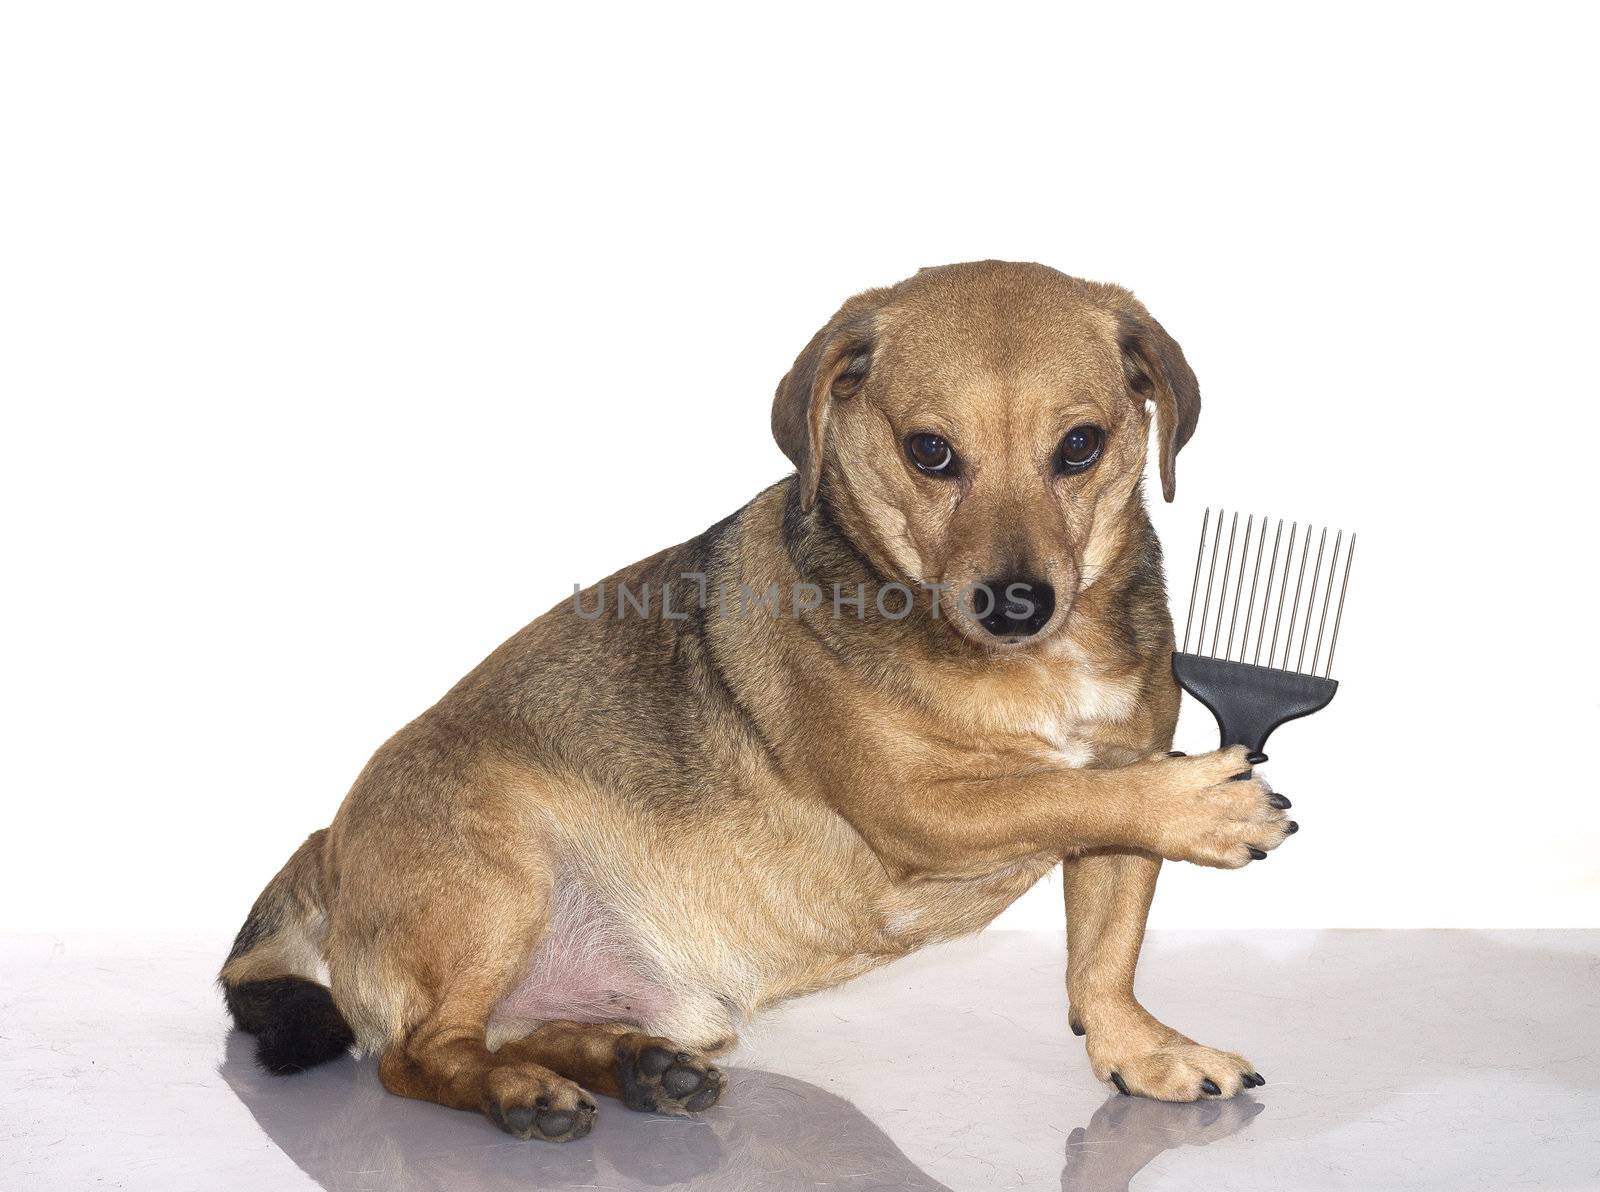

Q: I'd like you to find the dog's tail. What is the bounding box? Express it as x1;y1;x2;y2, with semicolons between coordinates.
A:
218;829;354;1074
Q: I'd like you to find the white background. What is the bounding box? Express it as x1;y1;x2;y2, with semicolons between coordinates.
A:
3;3;1596;936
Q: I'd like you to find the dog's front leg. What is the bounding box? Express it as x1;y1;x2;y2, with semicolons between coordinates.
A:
828;744;1286;882
1063;851;1266;1102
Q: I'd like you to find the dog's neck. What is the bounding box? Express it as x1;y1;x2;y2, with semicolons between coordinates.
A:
779;477;892;593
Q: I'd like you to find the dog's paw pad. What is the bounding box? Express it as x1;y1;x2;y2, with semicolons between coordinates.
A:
619;1039;724;1115
483;1071;597;1142
636;1045;675;1076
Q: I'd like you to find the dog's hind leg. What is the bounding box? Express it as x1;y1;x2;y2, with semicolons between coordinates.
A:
378;1017;600;1142
498;1021;726;1115
366;908;604;1141
330;810;601;1142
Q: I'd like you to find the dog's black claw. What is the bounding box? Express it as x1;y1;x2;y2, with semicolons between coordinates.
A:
1247;846;1268;860
1230;770;1253;782
1251;1072;1266;1086
1240;1072;1259;1088
1110;1071;1129;1095
1286;821;1299;834
1246;752;1269;765
1268;793;1292;809
1167;750;1187;757
1200;1078;1221;1096
1070;1021;1086;1036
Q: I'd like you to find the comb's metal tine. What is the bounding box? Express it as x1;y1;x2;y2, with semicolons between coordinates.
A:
1195;509;1225;657
1323;533;1355;678
1268;522;1298;667
1310;529;1343;675
1296;527;1329;672
1239;515;1267;664
1181;508;1210;653
1253;519;1284;665
1281;525;1313;670
1209;512;1238;657
1225;514;1253;660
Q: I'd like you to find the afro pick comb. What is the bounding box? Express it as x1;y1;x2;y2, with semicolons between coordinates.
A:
1173;509;1355;755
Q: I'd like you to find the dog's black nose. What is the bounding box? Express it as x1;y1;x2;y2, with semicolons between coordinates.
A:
972;576;1055;638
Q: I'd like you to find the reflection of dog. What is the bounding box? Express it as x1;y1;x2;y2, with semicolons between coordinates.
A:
221;261;1290;1140
219;1031;1262;1192
219;1033;955;1192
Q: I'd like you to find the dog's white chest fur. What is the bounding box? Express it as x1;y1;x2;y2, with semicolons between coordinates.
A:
1019;652;1145;768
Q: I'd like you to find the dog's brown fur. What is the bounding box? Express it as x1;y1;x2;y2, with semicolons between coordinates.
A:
221;261;1290;1140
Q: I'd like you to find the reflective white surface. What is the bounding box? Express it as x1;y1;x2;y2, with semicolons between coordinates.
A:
2;930;1595;1190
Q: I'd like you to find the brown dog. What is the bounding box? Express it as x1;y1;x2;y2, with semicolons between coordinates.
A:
221;261;1291;1141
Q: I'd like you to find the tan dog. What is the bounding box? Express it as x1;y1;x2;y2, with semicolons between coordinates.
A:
221;261;1293;1141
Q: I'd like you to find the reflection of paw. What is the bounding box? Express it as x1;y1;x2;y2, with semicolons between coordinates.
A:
1063;1095;1266;1192
617;1036;725;1115
1087;1089;1266;1145
481;1064;597;1141
1082;1004;1266;1102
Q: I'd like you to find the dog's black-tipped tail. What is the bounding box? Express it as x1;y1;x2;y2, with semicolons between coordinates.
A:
223;975;353;1074
219;829;354;1075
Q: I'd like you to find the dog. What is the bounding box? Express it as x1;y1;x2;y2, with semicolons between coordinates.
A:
221;261;1292;1142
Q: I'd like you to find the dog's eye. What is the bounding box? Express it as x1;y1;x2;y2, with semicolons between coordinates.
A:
906;432;957;476
1057;425;1105;473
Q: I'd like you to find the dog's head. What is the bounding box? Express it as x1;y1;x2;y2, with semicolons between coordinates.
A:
772;261;1199;650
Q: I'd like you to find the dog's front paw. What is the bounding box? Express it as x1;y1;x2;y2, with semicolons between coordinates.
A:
616;1035;725;1115
1138;747;1295;868
1081;1005;1264;1102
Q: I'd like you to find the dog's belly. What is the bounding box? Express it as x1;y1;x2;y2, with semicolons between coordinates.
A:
493;938;668;1028
486;854;1050;1051
488;881;678;1043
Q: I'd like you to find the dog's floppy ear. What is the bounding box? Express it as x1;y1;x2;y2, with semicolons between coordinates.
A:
1117;307;1200;502
772;296;881;512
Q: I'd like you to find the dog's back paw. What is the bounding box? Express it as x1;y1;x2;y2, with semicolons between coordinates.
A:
617;1037;725;1115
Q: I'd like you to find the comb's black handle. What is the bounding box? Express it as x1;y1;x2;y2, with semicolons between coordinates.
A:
1172;652;1338;754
